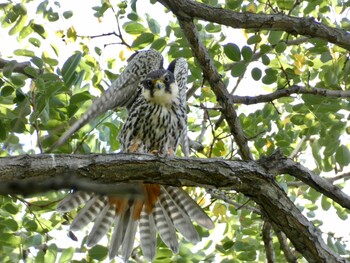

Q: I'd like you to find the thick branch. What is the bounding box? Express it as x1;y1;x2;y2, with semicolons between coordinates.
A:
158;0;350;51
159;2;252;161
231;85;350;104
0;153;348;263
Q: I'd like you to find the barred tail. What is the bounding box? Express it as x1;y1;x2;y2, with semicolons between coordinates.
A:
57;185;213;262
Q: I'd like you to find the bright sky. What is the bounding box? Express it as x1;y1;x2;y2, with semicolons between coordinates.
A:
1;0;349;260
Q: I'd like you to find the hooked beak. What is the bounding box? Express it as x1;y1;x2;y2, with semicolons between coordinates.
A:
154;79;165;89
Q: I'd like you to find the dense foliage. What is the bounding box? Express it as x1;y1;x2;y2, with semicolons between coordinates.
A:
0;0;349;262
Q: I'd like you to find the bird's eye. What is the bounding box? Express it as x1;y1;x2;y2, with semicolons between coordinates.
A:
145;80;153;88
164;74;170;83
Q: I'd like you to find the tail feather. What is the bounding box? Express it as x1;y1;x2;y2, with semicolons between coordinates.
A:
109;211;126;259
58;185;213;261
139;208;156;261
161;187;199;243
70;195;108;231
153;195;179;253
57;191;92;212
164;186;214;230
121;206;138;261
109;204;139;259
86;204;116;247
108;216;121;259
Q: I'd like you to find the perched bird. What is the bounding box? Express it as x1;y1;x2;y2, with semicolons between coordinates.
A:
56;49;214;261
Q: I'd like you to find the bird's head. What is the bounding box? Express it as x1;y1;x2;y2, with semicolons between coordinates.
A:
142;69;179;106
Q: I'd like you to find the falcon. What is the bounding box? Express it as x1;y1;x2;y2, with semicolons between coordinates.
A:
55;49;214;261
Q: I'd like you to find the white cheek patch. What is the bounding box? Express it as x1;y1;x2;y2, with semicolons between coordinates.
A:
143;82;179;106
143;89;151;100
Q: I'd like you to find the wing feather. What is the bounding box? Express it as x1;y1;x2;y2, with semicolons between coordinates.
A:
168;57;189;156
50;49;163;151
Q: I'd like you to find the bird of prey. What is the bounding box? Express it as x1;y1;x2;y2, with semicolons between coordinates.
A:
55;49;214;261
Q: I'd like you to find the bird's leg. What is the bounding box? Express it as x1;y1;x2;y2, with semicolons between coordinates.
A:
128;139;142;153
150;149;160;155
167;148;174;157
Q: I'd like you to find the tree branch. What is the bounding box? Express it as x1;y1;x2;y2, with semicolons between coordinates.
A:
0;58;33;78
231;85;350;104
263;221;275;263
0;153;348;263
260;150;350;210
273;226;298;263
158;0;350;51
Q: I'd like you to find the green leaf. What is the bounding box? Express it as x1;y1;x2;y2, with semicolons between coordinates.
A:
45;244;58;262
0;233;21;246
262;68;277;84
320;51;332;63
23;218;38;231
335;240;347;255
42;52;58;66
224;43;241;61
13;3;27;15
123;21;146;35
205;23;221;33
335;145;350;166
241;46;253;62
88;245;108;260
23;234;42;249
29;37;41;47
132;33;154;49
231;62;247;77
63;11;73;19
247;34;261;45
67;26;77;42
13;49;35;57
46;10;59;22
58;247;75;263
275;42;287;53
19;22;34;40
127;12;139;21
0;218;18;231
290;114;305;125
321;195;331;211
251;67;262;81
226;0;243;9
3;203;18;214
261;54;270;65
277;0;294;9
1;86;14;97
10;118;26;133
146;14;160;34
24;66;38;78
61;52;82;87
31;56;44;68
2;61;17;78
150;38;167;51
9;14;27;35
70;91;92;104
237;251;257;261
268;31;283;45
11;76;26;87
31;23;47;38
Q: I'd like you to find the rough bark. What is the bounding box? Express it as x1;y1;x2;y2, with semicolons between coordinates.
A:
0;153;348;263
158;0;350;51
